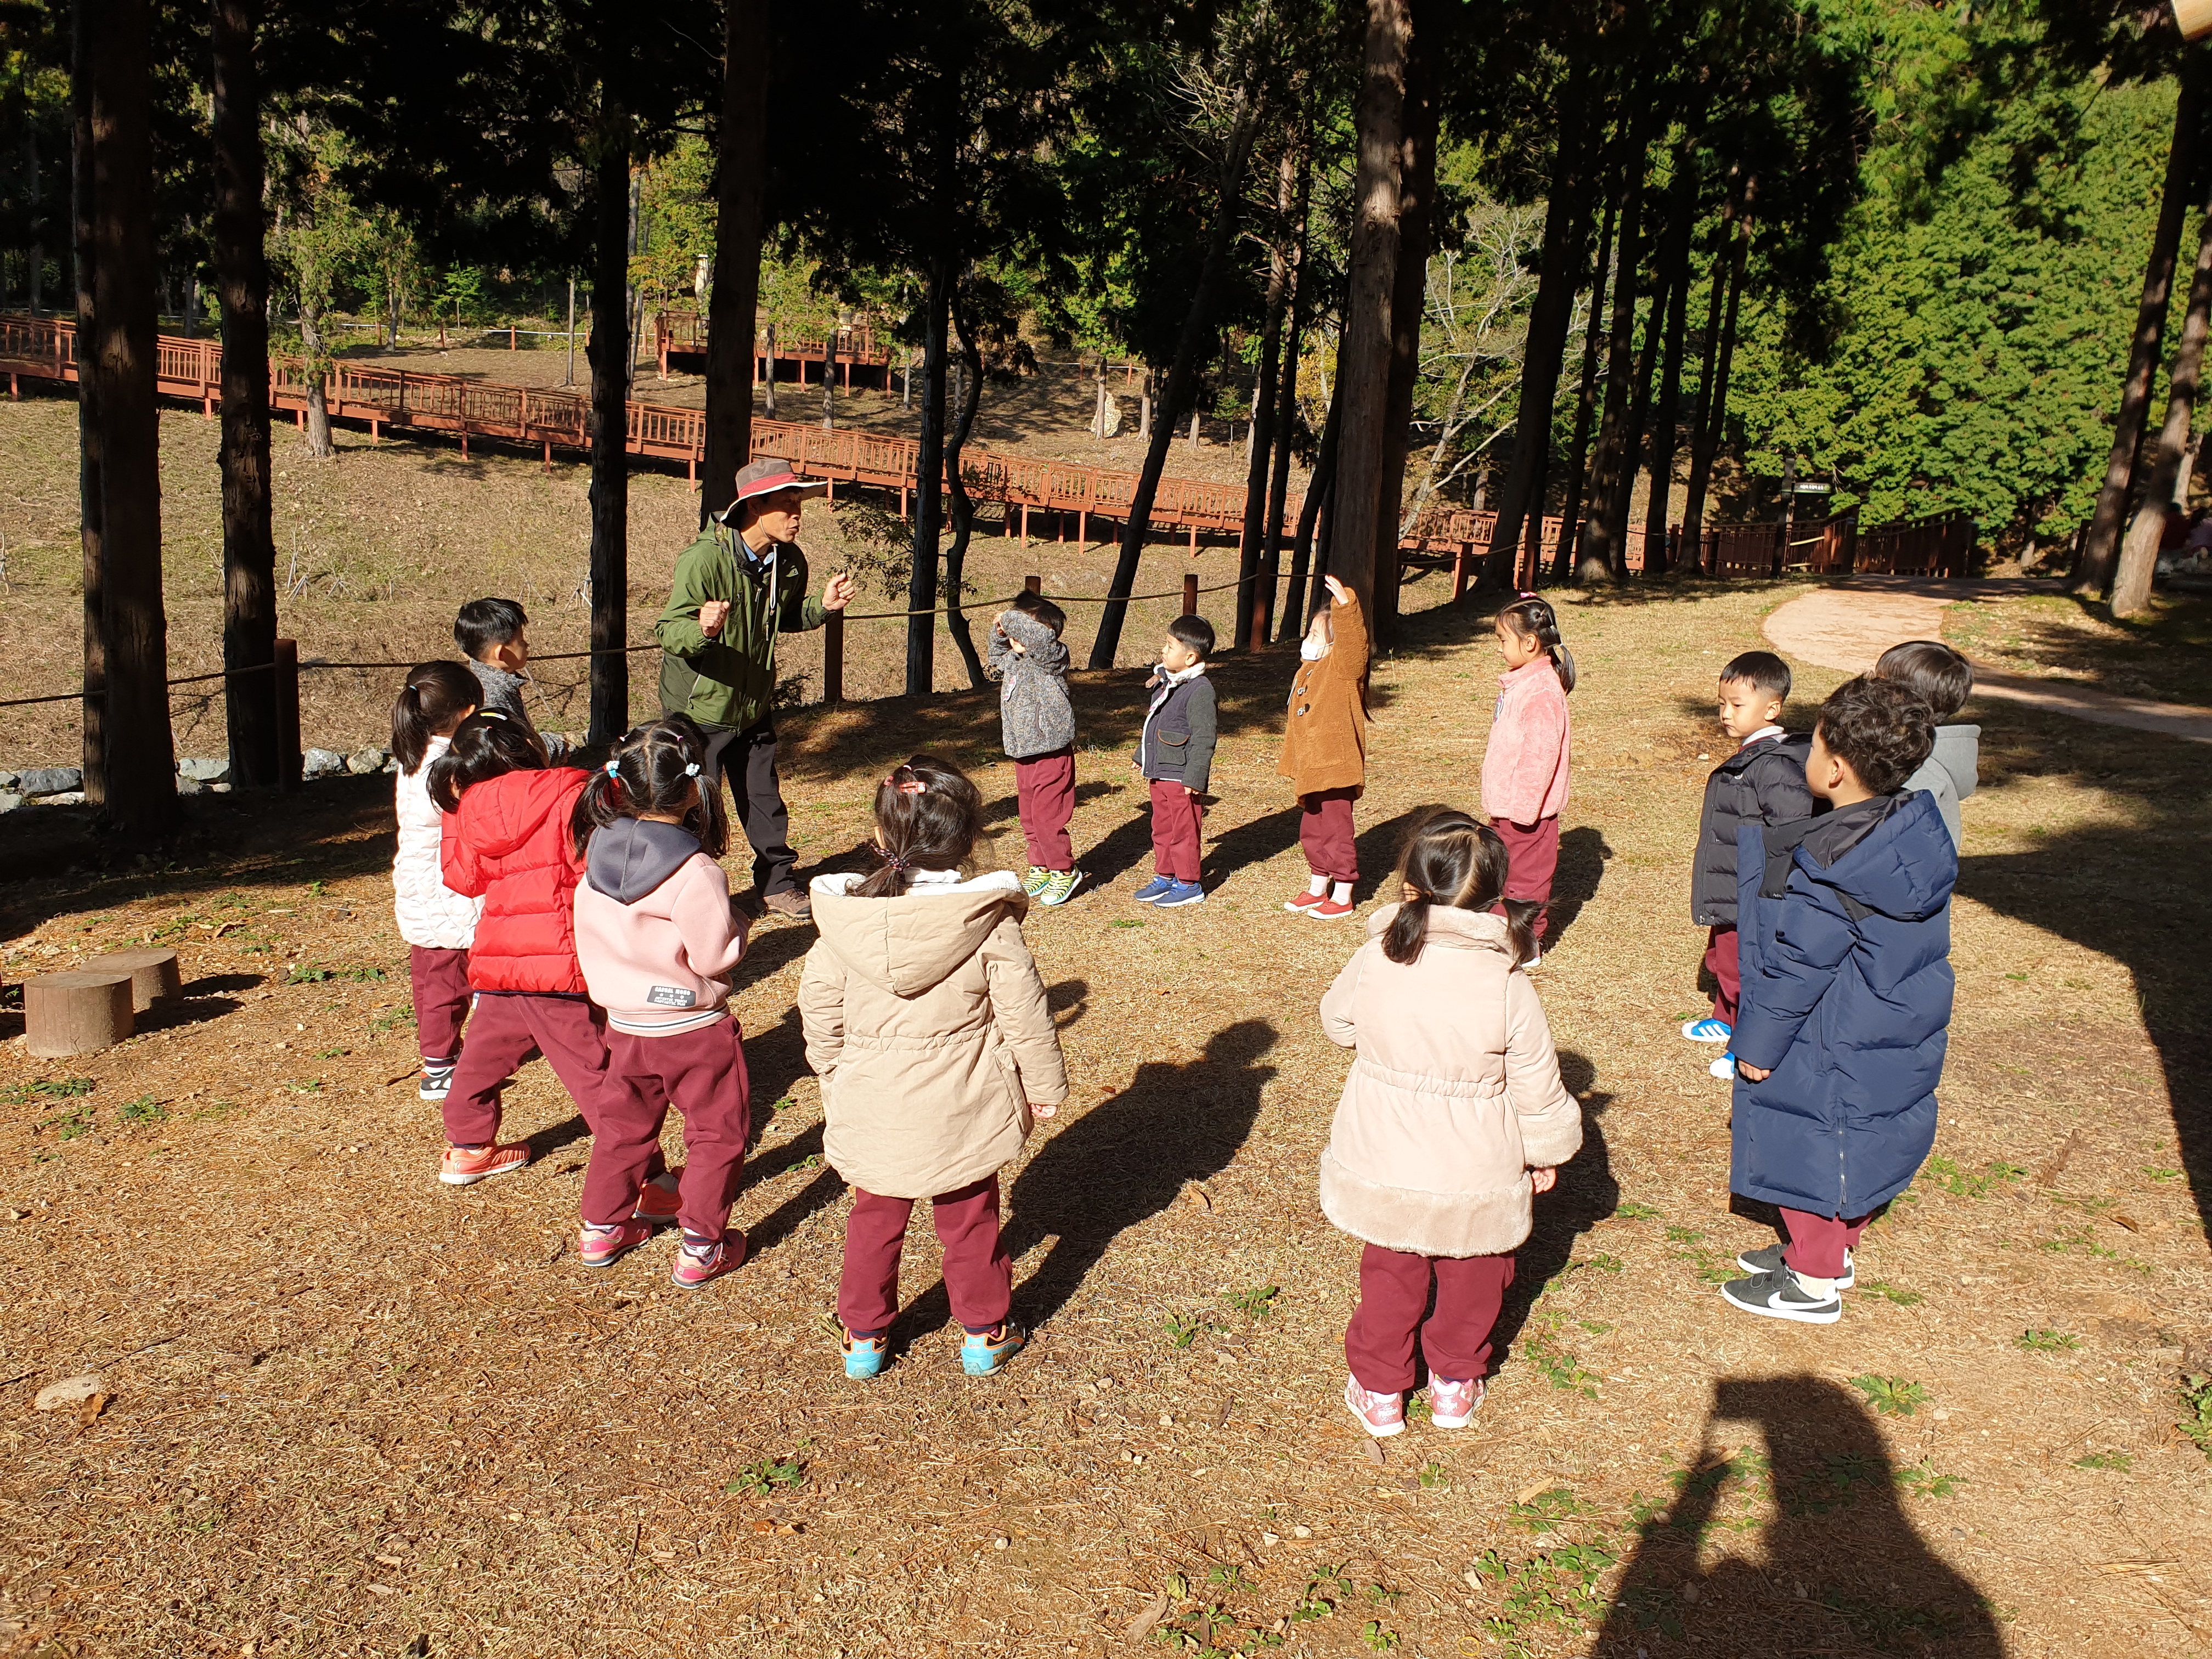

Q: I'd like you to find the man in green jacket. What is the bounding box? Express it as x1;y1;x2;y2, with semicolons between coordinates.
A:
656;458;856;921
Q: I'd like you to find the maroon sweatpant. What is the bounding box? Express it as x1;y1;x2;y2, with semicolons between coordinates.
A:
1492;815;1561;941
1015;747;1076;871
1298;789;1359;883
1345;1244;1516;1393
585;1018;752;1240
1148;780;1203;882
1780;1209;1872;1279
409;945;472;1062
1705;926;1741;1023
839;1175;1011;1336
442;991;617;1148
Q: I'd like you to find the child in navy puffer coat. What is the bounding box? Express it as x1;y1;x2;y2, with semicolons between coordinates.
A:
1720;677;1956;1327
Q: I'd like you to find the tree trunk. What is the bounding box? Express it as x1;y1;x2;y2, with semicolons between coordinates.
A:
1679;178;1740;561
1236;142;1297;654
1280;387;1340;639
1138;369;1150;438
26;125;43;313
1554;174;1617;583
1640;143;1699;576
586;115;631;744
72;0;105;805
941;282;989;688
1257;135;1312;651
905;255;951;696
1688;179;1752;556
211;0;277;788
1087;78;1263;669
821;319;836;430
2080;49;2207;596
1582;116;1652;582
1370;5;1437;646
1319;0;1412;632
84;0;178;837
2115;207;2212;617
1485;55;1590;590
701;0;769;522
299;302;333;457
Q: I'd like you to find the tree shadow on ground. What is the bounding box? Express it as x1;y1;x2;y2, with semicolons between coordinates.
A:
1593;1376;2001;1656
1485;1052;1617;1370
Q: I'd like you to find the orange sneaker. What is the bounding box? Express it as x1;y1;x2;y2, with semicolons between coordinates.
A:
634;1173;683;1226
439;1142;531;1186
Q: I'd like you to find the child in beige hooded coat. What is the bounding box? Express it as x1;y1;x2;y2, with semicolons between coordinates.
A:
800;754;1068;1381
1319;810;1582;1437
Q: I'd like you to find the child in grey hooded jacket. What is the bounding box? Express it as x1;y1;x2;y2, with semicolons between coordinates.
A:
1875;640;1978;849
988;592;1083;904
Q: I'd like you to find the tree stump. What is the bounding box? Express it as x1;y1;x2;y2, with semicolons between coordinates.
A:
24;971;135;1057
82;947;181;1013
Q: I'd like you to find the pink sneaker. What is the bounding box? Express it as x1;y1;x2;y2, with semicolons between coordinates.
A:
579;1218;654;1268
671;1233;746;1290
634;1172;682;1226
1344;1374;1405;1438
1427;1375;1485;1429
439;1142;530;1186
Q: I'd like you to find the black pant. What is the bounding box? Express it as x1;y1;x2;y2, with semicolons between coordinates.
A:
701;722;799;898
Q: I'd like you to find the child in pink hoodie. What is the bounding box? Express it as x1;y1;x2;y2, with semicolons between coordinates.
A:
571;716;752;1289
1479;596;1576;956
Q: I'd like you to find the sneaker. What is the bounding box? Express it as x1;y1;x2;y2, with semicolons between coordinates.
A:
671;1233;745;1289
1426;1375;1485;1429
961;1321;1028;1376
1719;1266;1842;1325
633;1175;682;1227
1284;888;1327;913
1736;1242;1854;1290
1022;865;1051;898
763;889;814;922
438;1142;530;1186
1344;1374;1405;1438
1522;949;1543;970
419;1062;455;1102
1306;896;1356;921
1132;875;1176;904
1710;1051;1738;1080
1681;1018;1734;1043
843;1329;890;1380
579;1218;654;1268
1037;868;1086;906
1154;879;1206;908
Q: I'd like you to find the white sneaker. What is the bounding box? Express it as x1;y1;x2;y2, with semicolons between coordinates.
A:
1710;1052;1737;1081
419;1063;455;1102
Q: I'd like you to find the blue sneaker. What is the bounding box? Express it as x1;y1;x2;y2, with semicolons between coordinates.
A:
1682;1017;1733;1043
1154;879;1205;907
842;1329;889;1380
1710;1051;1738;1081
961;1321;1027;1376
1133;876;1176;904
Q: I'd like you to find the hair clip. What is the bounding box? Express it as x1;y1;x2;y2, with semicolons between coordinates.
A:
1517;591;1538;600
478;708;508;720
603;759;622;776
884;853;908;871
684;761;701;777
885;774;926;795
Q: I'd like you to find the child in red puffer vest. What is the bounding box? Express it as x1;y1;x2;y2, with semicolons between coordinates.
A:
429;713;673;1216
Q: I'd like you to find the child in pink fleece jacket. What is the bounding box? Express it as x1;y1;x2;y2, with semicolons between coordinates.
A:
571;716;752;1289
1479;596;1576;953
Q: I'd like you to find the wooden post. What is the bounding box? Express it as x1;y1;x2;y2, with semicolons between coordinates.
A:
1188;523;1199;555
1078;509;1088;544
1020;504;1029;546
274;637;301;792
25;970;134;1057
1183;572;1199;614
1025;573;1041;594
1452;540;1469;601
823;609;844;704
509;324;516;350
82;947;181;1012
544;439;552;473
899;483;908;518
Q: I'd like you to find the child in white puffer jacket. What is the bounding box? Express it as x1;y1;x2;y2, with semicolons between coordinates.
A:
391;662;486;1103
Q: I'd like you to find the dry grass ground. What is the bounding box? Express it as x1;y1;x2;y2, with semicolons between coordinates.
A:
1940;589;2212;709
1;561;2209;1658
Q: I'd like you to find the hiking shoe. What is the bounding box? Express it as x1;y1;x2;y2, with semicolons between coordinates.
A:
1681;1017;1733;1043
1720;1266;1842;1325
961;1321;1028;1376
1284;888;1328;913
579;1218;655;1268
1710;1051;1738;1080
1344;1375;1405;1438
1022;865;1051;898
438;1142;529;1186
419;1062;456;1102
1037;868;1086;906
1426;1375;1485;1429
1736;1242;1854;1290
1154;879;1205;908
634;1173;682;1227
671;1232;744;1289
763;889;813;922
1133;875;1176;904
843;1329;890;1381
1307;896;1356;921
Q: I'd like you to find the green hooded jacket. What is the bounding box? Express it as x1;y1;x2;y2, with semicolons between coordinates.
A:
654;522;828;732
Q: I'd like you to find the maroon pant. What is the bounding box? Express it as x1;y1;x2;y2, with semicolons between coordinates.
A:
1015;747;1076;871
1346;1244;1516;1393
1705;926;1741;1023
584;1018;752;1240
1492;815;1560;941
1781;1209;1871;1279
839;1175;1011;1336
442;991;618;1148
1148;780;1203;882
409;945;472;1062
1298;789;1359;882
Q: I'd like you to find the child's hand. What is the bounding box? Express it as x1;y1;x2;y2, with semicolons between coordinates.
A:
1530;1166;1558;1193
1145;670;1163;689
1735;1060;1771;1082
1323;574;1350;606
1007;639;1027;656
1183;786;1198;797
1030;1098;1057;1120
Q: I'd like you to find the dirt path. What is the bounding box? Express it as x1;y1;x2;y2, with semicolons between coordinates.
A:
1763;580;2212;743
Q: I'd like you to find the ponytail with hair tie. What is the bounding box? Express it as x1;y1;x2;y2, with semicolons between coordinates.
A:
567;714;729;858
1497;595;1578;695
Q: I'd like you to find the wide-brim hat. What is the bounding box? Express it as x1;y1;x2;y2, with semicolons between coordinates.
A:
722;459;831;516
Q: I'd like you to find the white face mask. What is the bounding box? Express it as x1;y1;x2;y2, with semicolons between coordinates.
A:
1300;635;1327;661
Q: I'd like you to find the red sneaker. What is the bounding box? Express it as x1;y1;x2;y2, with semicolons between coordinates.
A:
634;1173;682;1226
438;1142;530;1186
579;1218;656;1268
1307;896;1357;921
1284;889;1327;913
672;1233;746;1290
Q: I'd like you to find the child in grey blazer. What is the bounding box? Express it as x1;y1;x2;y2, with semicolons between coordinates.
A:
988;592;1083;905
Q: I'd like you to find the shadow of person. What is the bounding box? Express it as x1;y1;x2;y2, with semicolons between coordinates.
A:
1487;1052;1617;1367
1595;1375;2002;1655
1543;826;1610;953
1351;804;1451;903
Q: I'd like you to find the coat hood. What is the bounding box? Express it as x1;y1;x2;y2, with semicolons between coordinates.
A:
1795;789;1957;922
586;817;704;903
809;870;1026;996
454;768;586;860
1362;903;1516;953
1928;723;1980;801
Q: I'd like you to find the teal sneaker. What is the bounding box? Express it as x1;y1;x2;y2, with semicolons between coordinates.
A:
842;1329;889;1380
1037;868;1086;906
1022;865;1051;898
961;1321;1027;1376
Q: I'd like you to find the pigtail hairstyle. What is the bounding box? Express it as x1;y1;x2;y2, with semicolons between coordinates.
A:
1497;595;1577;694
855;753;985;899
390;660;481;774
569;714;729;859
425;710;548;813
1383;808;1541;968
